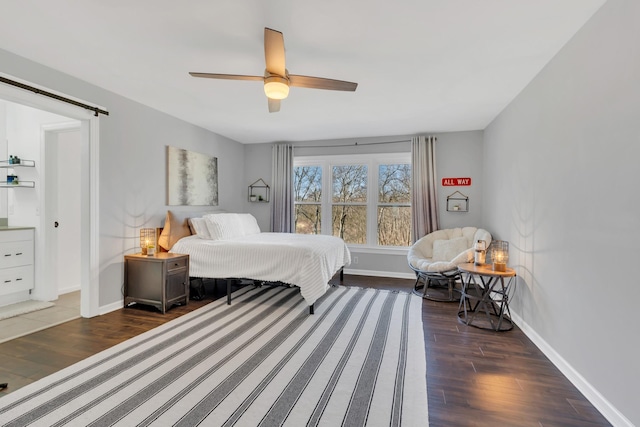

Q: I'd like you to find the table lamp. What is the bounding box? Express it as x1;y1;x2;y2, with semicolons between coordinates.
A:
140;228;156;256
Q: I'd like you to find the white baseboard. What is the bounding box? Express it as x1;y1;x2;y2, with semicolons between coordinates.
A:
511;312;633;427
99;300;124;316
58;285;81;295
343;268;415;280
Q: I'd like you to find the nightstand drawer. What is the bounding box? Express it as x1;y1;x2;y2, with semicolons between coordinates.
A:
166;256;188;273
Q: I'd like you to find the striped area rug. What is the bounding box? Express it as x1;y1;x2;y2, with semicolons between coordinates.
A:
0;285;428;426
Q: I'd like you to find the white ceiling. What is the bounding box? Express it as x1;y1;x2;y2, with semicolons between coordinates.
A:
0;0;606;144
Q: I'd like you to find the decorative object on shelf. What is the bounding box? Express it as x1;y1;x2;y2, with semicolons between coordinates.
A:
446;190;469;212
7;174;18;184
489;240;509;272
140;228;156;255
474;240;487;265
9;155;21;165
166;146;218;206
248;178;270;202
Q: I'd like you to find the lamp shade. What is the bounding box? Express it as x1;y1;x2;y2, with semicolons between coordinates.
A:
140;228;155;255
264;76;290;100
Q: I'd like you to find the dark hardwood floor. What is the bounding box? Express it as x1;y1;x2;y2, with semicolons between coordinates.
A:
0;275;610;426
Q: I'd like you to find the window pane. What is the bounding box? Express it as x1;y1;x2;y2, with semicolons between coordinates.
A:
295;204;321;235
332;205;367;244
379;164;411;203
332;165;367;203
294;166;322;202
378;206;411;246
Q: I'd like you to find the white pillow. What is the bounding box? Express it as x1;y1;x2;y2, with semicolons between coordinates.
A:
188;217;211;239
204;213;261;240
237;213;261;236
432;237;468;262
204;213;240;240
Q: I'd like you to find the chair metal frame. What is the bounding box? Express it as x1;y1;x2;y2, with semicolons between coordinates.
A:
410;264;462;302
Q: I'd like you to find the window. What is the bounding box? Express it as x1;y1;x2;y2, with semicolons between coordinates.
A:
294;165;322;234
332;164;368;244
378;163;411;246
294;153;411;248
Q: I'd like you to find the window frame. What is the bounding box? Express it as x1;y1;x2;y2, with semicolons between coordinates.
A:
294;152;411;252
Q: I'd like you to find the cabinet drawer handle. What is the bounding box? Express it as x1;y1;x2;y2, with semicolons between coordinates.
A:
4;280;11;283
15;252;22;256
4;254;11;257
16;278;22;281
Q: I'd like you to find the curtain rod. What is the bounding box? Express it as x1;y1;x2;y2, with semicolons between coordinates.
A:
0;76;109;117
293;139;415;149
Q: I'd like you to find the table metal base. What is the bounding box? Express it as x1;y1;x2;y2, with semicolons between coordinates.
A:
457;266;515;332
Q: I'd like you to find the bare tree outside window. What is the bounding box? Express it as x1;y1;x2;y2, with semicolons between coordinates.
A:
294;166;322;234
294;154;411;248
332;165;367;244
378;164;411;246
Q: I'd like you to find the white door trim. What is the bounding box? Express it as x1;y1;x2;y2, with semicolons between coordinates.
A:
1;74;101;317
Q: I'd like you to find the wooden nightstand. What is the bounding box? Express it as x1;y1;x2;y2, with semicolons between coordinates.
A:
124;252;189;313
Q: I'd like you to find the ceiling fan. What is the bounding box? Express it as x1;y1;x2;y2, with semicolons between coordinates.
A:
189;27;358;113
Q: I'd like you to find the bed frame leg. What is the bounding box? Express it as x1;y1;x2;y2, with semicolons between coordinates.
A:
309;304;314;315
227;279;232;305
340;267;344;284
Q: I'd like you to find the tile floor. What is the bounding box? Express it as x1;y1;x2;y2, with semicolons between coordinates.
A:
0;291;80;344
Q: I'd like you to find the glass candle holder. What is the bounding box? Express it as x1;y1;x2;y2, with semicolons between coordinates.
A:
490;240;509;272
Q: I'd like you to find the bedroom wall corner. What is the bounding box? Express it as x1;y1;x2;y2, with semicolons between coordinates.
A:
243;143;272;231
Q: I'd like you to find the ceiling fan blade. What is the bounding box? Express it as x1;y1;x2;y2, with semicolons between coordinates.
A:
268;98;281;113
264;28;286;77
289;75;358;91
189;72;263;81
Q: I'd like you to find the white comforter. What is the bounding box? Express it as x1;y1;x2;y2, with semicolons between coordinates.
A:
170;233;351;306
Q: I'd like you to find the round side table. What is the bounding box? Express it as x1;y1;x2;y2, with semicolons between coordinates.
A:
457;262;516;332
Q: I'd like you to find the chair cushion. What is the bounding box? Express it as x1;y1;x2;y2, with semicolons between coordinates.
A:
432;237;468;262
408;227;492;274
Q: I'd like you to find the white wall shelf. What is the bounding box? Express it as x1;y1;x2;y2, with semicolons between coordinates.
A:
0;159;35;168
0;158;36;188
0;181;35;188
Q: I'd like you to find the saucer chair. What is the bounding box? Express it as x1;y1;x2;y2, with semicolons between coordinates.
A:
407;227;492;301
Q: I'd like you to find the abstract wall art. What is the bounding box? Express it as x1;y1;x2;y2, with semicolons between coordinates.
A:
166;146;218;206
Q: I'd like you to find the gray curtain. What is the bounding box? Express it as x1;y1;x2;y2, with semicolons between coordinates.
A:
411;135;439;241
270;143;294;232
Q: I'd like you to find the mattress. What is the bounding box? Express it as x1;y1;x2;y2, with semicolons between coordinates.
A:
170;233;351;306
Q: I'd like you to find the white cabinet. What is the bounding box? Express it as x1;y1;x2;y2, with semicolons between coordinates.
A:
0;229;35;296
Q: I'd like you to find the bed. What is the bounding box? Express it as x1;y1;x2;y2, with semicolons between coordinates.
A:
158;211;351;314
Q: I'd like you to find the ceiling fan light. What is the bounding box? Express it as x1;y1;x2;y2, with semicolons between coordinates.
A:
264;76;289;100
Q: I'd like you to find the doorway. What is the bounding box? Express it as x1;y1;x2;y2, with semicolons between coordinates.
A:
42;123;82;300
0;77;100;318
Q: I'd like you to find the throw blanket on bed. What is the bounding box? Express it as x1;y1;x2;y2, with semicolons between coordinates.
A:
171;233;351;306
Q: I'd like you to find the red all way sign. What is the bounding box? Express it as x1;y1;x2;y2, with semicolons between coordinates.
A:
442;177;471;186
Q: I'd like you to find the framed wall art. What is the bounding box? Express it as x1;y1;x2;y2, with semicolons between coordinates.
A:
166;146;218;206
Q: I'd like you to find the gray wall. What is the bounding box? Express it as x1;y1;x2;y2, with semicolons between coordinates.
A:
1;48;246;310
483;0;638;424
244;131;484;277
